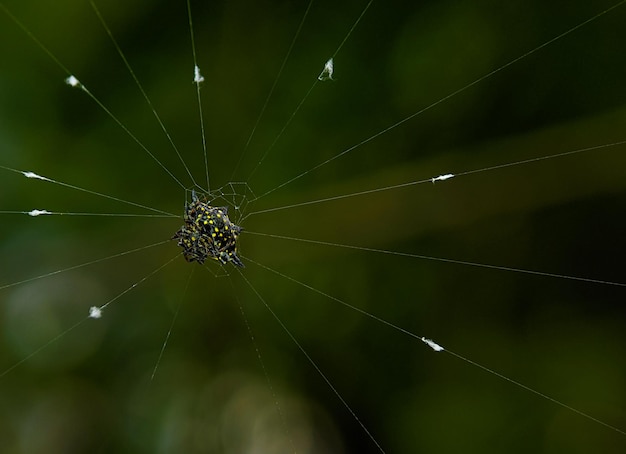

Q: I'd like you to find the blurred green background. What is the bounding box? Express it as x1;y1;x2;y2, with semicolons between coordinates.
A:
1;0;625;453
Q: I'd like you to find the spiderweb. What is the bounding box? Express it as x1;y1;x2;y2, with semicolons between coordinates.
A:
0;0;625;453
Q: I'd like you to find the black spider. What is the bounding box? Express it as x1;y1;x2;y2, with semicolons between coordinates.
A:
173;191;244;267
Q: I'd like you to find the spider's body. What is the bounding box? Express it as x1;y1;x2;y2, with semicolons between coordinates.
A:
173;192;244;267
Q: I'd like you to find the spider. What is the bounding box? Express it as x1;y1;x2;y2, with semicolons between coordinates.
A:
173;191;244;267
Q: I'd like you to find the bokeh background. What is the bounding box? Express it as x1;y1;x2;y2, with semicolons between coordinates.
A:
1;0;625;453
